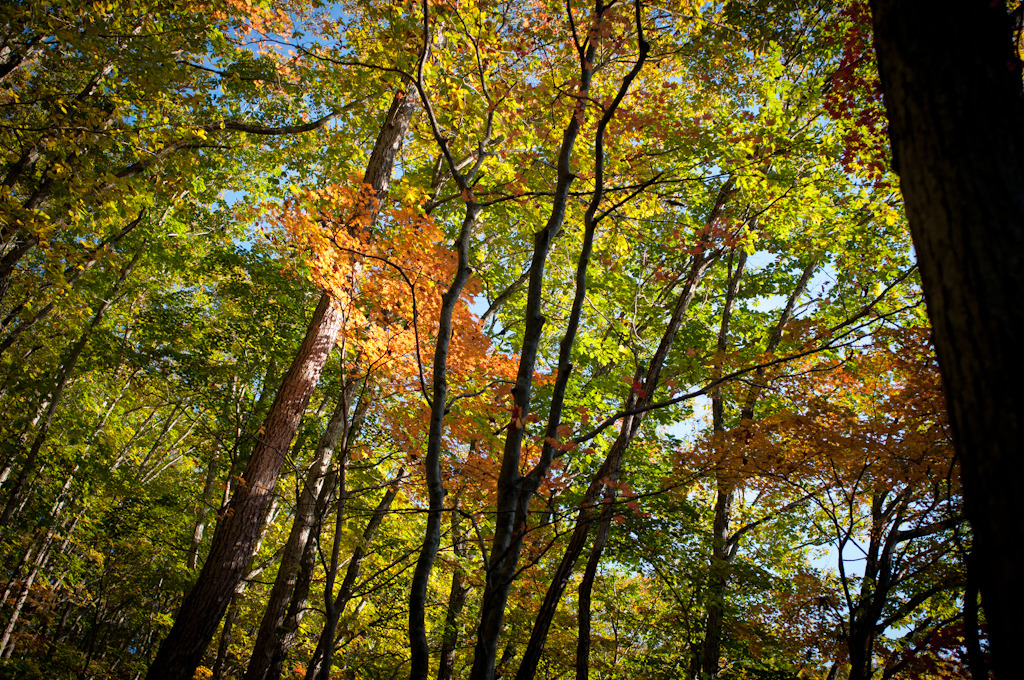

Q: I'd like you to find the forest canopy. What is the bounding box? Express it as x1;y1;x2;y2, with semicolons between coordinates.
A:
0;1;993;680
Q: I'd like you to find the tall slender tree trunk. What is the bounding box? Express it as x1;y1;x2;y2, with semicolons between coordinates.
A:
267;470;338;680
574;493;613;680
211;593;241;680
437;503;470;680
699;483;734;678
515;242;719;680
869;4;1024;676
244;379;363;680
465;7;648;673
306;470;405;680
700;257;813;678
145;82;417;680
699;250;748;679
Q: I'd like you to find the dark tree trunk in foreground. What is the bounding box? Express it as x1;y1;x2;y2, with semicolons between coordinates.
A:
870;3;1024;676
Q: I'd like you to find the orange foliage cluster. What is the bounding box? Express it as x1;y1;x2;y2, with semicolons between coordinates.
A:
750;569;845;666
680;326;953;490
273;181;519;468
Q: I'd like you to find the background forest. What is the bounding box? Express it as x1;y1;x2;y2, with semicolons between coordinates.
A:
0;1;986;680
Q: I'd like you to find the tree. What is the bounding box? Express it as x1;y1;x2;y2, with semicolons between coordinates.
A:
869;2;1024;676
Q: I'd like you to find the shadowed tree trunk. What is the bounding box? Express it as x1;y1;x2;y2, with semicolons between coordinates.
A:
870;3;1024;676
305;470;406;680
437;499;471;680
701;257;813;677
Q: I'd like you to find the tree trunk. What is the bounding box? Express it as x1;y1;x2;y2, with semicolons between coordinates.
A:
211;594;240;680
436;505;470;680
467;13;653;673
267;471;338;680
869;3;1024;676
306;470;405;680
700;256;811;678
145;81;417;680
0;249;139;527
145;294;345;680
574;495;613;680
700;483;734;678
963;549;986;680
244;380;362;680
699;251;747;679
515;244;716;680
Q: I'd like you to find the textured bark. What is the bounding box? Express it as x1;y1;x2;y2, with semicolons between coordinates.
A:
146;81;416;680
869;3;1024;676
145;295;344;680
244;380;362;680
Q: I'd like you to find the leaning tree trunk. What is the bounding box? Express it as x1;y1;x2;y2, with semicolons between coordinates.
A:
0;249;140;527
144;295;344;680
870;3;1024;676
574;493;613;680
145;83;417;680
243;379;364;680
305;470;405;680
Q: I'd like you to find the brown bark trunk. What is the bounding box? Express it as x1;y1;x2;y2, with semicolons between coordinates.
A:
146;81;416;680
244;380;362;680
869;3;1024;676
145;294;344;680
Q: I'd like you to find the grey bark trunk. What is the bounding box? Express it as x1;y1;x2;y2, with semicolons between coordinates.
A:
244;379;362;680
